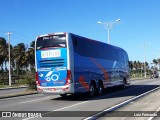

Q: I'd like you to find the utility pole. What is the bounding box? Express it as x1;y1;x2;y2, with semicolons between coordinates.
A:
144;43;147;78
6;32;12;87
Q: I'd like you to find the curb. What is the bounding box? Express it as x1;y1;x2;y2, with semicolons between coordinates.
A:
0;86;27;90
84;86;160;120
0;78;152;99
0;91;38;99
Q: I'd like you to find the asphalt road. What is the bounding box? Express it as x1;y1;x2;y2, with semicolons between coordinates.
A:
0;87;27;96
0;78;160;120
99;81;160;120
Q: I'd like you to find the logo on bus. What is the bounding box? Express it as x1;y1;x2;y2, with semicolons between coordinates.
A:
45;71;60;82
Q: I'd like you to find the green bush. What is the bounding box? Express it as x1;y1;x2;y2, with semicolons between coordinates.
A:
26;78;37;90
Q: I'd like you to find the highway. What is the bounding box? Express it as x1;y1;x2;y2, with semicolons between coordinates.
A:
0;87;27;96
0;78;160;120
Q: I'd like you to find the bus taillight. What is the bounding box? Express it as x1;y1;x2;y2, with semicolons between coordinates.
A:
66;70;72;85
36;72;40;86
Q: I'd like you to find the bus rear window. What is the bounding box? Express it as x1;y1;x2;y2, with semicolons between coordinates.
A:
36;34;66;50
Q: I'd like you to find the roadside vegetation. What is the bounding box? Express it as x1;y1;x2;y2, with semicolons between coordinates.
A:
129;60;160;78
0;37;35;89
0;37;160;89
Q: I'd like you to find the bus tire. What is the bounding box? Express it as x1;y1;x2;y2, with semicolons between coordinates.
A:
97;81;104;95
89;82;96;97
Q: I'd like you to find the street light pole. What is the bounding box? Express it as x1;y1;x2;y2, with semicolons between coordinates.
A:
6;32;12;87
97;19;120;44
107;29;110;44
144;43;147;78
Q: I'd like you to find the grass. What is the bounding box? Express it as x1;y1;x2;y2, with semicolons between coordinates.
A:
0;78;36;90
0;84;27;88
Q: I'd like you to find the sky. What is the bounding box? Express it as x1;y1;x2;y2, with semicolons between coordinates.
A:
0;0;160;65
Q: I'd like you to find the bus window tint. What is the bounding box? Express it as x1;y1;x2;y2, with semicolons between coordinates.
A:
72;34;120;61
118;51;125;62
36;34;66;50
123;51;129;65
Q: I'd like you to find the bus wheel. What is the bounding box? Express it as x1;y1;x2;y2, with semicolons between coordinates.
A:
97;81;104;95
60;94;67;97
89;83;96;97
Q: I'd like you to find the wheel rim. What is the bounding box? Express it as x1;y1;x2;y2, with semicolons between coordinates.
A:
98;86;103;94
98;83;103;94
90;85;95;96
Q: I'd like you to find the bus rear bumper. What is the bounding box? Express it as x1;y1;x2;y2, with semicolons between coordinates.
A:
37;85;73;95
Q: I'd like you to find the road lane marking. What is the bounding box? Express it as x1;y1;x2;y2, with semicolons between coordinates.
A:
92;80;160;101
84;86;160;120
19;96;52;104
21;80;160;104
143;100;151;106
22;100;89;120
148;106;160;120
53;101;89;111
21;80;160;120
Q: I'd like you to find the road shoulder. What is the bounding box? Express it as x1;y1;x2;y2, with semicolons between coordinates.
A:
100;87;160;120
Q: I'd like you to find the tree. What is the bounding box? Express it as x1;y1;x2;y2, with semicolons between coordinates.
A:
28;40;35;67
153;58;160;70
153;59;158;66
0;37;8;70
129;61;133;70
25;40;35;76
133;61;137;70
13;43;28;76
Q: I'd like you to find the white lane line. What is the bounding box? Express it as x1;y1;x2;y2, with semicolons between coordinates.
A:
22;80;160;120
143;100;151;106
22;100;89;120
20;80;160;104
84;86;160;120
53;101;89;111
147;107;160;120
19;96;52;104
93;80;160;100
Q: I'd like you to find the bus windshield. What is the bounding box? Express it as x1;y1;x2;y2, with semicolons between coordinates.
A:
36;34;66;50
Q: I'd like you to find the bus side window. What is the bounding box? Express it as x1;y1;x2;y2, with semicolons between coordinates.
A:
74;39;78;47
123;51;129;66
118;51;125;62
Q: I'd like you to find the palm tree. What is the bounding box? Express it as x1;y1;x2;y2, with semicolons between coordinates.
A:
129;61;133;70
133;61;137;70
0;37;8;69
157;58;160;70
13;43;27;77
0;37;8;80
28;40;35;67
153;59;158;66
25;40;35;76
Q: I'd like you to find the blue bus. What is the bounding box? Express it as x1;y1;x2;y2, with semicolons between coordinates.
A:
35;32;130;97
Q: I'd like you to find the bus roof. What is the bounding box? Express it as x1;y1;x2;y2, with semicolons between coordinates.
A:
36;32;127;53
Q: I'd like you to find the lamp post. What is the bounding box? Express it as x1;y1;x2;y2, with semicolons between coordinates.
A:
144;43;147;78
6;32;12;87
138;43;151;79
97;19;120;44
